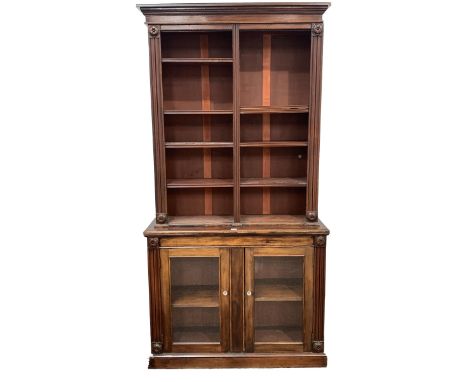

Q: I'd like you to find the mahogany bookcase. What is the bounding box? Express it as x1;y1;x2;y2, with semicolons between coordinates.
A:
138;2;331;368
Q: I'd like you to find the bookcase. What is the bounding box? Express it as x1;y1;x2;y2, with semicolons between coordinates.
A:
139;3;330;368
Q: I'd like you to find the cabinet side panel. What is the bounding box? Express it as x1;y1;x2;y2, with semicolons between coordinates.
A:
312;244;326;352
148;240;163;354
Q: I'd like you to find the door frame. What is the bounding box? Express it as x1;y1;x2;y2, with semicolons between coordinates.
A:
244;246;314;352
160;247;230;352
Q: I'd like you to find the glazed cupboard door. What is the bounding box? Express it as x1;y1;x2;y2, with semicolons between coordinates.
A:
160;248;230;352
245;247;313;352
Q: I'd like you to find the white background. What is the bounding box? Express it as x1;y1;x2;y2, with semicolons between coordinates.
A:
1;0;468;380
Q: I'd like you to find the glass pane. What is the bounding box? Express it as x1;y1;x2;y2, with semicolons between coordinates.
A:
254;256;303;343
170;257;220;343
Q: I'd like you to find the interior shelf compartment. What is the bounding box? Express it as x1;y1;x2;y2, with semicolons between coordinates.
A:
165;114;232;143
167;179;233;188
172;285;219;308
162;63;233;111
241;113;308;142
255;279;303;302
168;188;233;216
161;31;232;59
255;326;302;343
173;326;220;343
240;30;311;108
240;188;306;215
240;177;306;187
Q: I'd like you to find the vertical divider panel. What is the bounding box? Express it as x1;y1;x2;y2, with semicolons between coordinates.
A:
262;33;271;214
201;34;213;215
230;248;245;352
148;26;167;222
233;25;241;222
307;24;324;220
244;248;255;352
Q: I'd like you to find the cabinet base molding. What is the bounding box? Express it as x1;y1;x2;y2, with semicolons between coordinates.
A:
149;352;327;369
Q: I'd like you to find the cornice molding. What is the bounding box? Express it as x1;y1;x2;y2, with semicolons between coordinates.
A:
137;3;331;16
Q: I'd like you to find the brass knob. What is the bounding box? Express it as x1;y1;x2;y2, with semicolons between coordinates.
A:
246;290;252;296
222;290;228;296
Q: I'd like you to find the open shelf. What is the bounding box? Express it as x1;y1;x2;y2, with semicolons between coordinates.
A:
161;31;232;59
240;141;307;148
172;285;219;308
255;279;303;302
164;110;233;115
162;58;233;63
173;326;220;343
241;215;307;225
255;326;302;343
167;179;233;188
166;142;233;148
240;106;308;114
167;215;234;226
241;177;306;188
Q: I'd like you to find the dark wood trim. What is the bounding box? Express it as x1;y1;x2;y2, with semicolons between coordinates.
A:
230;248;244;351
159;249;172;352
239;23;312;30
244;248;254;352
160;24;234;31
307;23;324;222
303;246;314;351
147;238;163;354
233;25;241;223
312;244;326;352
149;352;327;369
148;26;167;223
220;249;231;352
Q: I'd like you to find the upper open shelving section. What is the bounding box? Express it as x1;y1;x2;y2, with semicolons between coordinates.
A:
139;3;330;227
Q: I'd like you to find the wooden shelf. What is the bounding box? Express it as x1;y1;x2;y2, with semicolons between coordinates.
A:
162;58;233;63
167;215;234;226
241;177;306;187
164;110;233;115
173;326;220;343
167;179;234;188
241;215;307;225
240;106;309;114
240;141;307;148
255;279;303;302
166;142;233;148
255;326;302;343
172;285;219;308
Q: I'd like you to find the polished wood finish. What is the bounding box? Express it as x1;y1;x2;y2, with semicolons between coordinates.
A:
139;2;330;369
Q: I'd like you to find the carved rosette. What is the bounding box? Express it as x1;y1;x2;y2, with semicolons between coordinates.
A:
312;341;324;353
148;237;159;248
314;235;326;247
151;341;163;354
156;213;167;224
312;23;323;36
306;211;317;222
148;25;160;38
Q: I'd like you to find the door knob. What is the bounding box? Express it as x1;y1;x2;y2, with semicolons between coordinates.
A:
246;290;252;296
222;290;229;296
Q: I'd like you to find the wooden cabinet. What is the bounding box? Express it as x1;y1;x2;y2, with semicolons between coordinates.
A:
139;3;331;368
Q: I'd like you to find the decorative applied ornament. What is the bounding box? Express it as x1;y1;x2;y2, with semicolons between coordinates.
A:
312;341;324;353
148;25;160;37
312;23;323;36
151;341;163;354
315;236;326;247
148;238;159;248
306;211;317;221
156;213;167;224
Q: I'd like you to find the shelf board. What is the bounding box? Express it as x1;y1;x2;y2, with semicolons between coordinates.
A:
240;177;306;187
164;110;233;115
241;215;307;225
255;279;303;302
167;215;234;226
240;105;309;114
240;141;307;148
166;142;233;148
173;326;220;343
167;179;234;188
255;326;302;343
162;57;233;63
172;285;219;308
